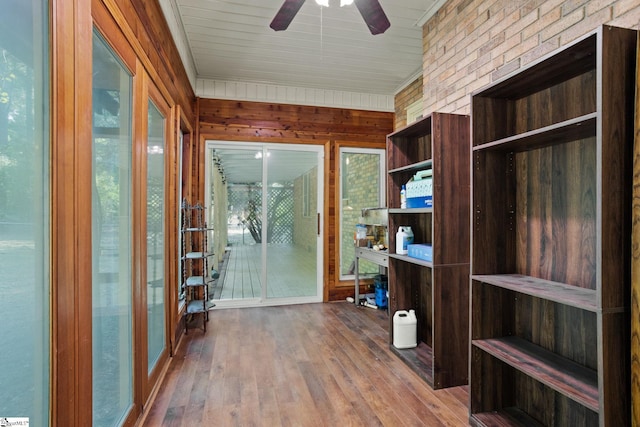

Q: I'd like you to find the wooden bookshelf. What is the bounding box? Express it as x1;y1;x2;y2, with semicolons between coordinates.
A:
386;112;470;389
470;25;636;426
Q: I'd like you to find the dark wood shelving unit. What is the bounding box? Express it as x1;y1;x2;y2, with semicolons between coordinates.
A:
470;25;637;426
386;112;470;389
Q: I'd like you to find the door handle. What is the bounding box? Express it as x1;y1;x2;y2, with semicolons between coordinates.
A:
317;213;320;236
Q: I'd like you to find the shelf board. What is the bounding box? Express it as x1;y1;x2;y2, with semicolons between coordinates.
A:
470;407;544;427
389;159;433;175
389;253;433;268
355;247;389;267
183;251;214;259
472;113;596;152
472;336;599;412
388;207;433;214
472;33;595;100
186;299;216;314
390;341;433;387
185;276;214;287
388;114;432;138
471;274;596;312
182;227;215;232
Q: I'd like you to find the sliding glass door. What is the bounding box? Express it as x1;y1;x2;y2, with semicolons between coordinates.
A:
265;148;320;299
205;143;323;305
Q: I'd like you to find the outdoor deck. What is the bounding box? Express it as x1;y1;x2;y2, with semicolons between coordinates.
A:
211;242;317;300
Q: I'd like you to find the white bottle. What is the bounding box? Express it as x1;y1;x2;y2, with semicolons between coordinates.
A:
400;185;407;209
395;226;414;255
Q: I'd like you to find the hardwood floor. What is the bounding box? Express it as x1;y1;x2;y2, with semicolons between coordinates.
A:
142;302;469;426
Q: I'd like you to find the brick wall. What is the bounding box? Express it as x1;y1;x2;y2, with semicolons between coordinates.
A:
419;0;640;115
394;76;424;129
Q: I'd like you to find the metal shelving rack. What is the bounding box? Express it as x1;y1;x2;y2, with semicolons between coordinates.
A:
181;200;215;333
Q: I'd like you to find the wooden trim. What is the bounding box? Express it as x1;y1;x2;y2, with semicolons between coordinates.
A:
51;0;94;424
172;105;192;347
92;0;136;73
631;30;640;426
322;141;332;302
91;11;145;427
131;60;148;417
100;0;175;113
331;141;387;298
144;79;174;402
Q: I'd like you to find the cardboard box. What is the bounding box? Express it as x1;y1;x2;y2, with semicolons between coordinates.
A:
406;170;432;208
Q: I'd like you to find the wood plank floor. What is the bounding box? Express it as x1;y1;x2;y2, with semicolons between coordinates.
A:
142;302;470;426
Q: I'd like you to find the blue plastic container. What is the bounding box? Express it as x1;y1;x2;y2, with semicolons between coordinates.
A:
374;274;388;308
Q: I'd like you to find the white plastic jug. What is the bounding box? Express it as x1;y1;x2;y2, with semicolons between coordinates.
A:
395;226;414;255
393;309;417;349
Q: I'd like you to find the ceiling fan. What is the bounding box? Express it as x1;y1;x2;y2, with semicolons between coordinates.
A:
270;0;391;35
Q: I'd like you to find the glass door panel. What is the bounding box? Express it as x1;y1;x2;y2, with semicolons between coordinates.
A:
212;147;263;300
91;31;133;427
265;148;320;299
146;100;165;374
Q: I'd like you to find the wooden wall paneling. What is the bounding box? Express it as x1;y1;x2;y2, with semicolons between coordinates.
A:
198;99;392;144
172;105;193;349
51;0;94;424
632;29;640;427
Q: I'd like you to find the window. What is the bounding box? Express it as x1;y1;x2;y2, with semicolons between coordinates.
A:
339;148;385;278
0;1;49;424
91;30;134;427
146;99;165;373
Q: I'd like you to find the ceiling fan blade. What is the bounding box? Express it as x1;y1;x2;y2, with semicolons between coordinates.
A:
353;0;390;35
270;0;306;31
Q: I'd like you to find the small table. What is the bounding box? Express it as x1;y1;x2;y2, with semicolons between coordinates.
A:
354;247;389;306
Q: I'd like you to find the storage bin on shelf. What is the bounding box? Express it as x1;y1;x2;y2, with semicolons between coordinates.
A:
405;169;432;208
407;244;432;262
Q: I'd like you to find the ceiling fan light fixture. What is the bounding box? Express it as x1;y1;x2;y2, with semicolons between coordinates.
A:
340;0;354;5
315;0;329;6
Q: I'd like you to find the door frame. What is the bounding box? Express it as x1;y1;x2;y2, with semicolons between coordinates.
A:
204;140;324;307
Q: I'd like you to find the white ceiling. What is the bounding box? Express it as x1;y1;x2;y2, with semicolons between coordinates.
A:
164;0;444;97
211;146;320;184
